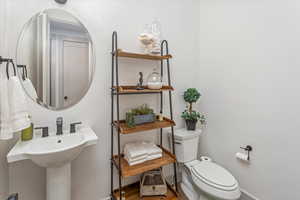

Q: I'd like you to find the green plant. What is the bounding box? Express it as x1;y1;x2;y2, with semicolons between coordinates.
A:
126;112;135;128
181;88;205;125
130;104;154;115
125;104;155;128
183;88;201;112
181;110;201;121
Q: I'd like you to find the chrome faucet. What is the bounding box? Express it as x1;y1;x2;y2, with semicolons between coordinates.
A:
56;117;63;135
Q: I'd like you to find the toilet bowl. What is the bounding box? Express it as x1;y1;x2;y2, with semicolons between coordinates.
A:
172;129;241;200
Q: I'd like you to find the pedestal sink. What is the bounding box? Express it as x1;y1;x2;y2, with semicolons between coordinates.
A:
7;125;98;200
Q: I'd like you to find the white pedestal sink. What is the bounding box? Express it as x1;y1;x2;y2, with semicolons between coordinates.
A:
7;125;98;200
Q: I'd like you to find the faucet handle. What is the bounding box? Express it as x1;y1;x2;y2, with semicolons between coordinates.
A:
56;117;63;125
35;127;49;137
70;122;82;133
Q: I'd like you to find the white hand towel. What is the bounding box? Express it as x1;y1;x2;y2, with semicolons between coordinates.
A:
0;72;13;140
8;76;30;132
22;78;38;100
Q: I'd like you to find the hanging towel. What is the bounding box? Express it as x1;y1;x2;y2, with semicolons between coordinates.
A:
8;76;30;132
0;72;13;140
22;78;38;100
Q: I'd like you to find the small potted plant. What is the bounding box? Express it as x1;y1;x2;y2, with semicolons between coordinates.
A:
181;88;205;130
126;104;156;128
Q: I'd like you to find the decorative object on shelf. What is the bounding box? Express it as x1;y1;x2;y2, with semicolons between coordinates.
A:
113;182;177;200
138;19;162;55
149;19;162;55
136;72;144;90
147;67;163;90
138;31;155;54
140;168;167;197
158;114;164;121
125;104;155;128
181;88;206;130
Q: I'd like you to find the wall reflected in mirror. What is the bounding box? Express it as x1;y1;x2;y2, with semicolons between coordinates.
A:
17;9;94;110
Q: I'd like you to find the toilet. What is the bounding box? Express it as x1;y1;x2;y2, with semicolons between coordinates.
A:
173;129;241;200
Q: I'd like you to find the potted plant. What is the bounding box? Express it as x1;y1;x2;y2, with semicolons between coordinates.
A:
181;88;206;130
126;104;156;128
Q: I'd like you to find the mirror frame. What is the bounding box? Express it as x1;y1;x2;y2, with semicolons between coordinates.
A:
16;8;95;111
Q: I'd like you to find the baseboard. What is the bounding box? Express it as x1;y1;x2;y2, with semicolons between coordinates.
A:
240;189;260;200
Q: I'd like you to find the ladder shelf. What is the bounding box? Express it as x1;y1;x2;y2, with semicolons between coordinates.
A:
110;31;178;200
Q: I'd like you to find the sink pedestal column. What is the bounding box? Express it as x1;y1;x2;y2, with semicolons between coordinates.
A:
47;164;71;200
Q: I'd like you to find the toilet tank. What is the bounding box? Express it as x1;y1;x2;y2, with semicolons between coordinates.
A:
171;129;201;163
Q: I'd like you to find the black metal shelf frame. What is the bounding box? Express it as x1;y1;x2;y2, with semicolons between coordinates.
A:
110;31;178;199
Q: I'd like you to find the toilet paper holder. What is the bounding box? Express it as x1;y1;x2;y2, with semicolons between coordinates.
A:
240;145;253;160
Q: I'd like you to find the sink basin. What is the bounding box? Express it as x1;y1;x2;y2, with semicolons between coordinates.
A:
7;125;98;200
7;125;98;168
27;133;89;168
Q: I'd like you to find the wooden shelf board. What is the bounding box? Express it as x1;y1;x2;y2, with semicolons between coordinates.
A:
113;117;176;134
113;146;176;177
116;49;172;60
114;85;174;94
113;182;178;200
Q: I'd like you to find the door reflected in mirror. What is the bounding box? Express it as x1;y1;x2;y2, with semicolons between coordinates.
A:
17;9;94;110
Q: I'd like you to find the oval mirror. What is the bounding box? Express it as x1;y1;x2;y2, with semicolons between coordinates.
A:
17;9;94;110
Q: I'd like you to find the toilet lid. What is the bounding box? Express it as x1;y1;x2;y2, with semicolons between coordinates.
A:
191;161;237;190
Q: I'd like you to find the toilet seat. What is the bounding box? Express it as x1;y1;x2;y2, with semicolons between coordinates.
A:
185;160;241;200
191;161;238;191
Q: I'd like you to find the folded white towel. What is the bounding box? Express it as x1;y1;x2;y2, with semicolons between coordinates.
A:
0;72;13;140
124;141;163;166
148;153;162;160
124;141;163;159
125;153;162;166
22;78;38;100
125;155;147;166
126;159;146;166
124;142;148;159
144;142;162;155
8;76;30;132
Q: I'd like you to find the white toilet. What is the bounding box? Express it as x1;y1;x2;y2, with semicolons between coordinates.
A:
173;129;241;200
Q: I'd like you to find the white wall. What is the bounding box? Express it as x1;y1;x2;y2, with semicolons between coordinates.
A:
2;0;200;200
0;0;9;198
198;0;300;199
